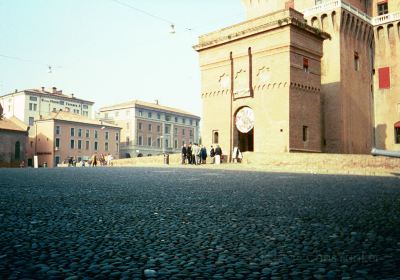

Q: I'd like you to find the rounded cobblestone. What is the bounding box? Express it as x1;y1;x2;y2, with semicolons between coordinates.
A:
0;167;399;279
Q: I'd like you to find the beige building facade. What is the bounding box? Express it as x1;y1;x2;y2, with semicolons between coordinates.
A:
99;100;200;158
0;113;29;167
34;111;121;167
196;0;400;159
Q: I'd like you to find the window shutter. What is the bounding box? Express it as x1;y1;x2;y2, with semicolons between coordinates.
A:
378;67;390;89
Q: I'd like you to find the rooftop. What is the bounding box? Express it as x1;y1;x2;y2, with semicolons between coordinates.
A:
0;117;29;133
0;87;94;104
100;100;200;119
37;111;120;128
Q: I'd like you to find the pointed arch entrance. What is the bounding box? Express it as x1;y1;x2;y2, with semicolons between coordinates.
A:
234;106;254;152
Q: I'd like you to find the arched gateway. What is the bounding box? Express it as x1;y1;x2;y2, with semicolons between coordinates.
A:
234;107;254;152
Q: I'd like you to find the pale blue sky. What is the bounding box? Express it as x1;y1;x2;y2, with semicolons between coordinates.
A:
0;0;245;116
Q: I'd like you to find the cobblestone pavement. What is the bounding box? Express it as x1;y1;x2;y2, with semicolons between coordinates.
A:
0;167;399;279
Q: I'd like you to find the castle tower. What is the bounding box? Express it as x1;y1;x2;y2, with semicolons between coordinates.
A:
302;1;375;154
371;0;400;150
195;8;328;158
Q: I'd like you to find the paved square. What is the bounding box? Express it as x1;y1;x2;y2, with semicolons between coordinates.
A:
0;168;399;279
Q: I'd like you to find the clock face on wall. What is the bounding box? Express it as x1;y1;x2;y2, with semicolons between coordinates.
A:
235;107;255;133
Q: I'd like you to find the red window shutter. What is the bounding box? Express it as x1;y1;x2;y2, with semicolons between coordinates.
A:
378;67;390;89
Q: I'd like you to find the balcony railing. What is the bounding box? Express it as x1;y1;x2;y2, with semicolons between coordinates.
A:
303;0;372;24
372;12;400;25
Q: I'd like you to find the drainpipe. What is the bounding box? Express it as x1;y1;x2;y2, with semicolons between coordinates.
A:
229;52;234;163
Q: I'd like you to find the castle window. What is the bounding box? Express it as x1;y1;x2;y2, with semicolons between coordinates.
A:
354;52;360;71
395;122;400;144
213;131;219;144
377;1;388;15
378;67;390;89
303;126;309;142
303;58;309;73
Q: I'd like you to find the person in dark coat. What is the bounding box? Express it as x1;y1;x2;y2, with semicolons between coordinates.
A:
210;145;215;164
181;144;187;164
215;145;222;164
200;145;207;164
187;144;192;164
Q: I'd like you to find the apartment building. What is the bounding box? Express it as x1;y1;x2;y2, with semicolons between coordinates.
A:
99;100;200;158
34;111;121;167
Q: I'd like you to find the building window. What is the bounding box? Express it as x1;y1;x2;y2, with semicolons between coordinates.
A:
148;112;152;118
116;143;119;152
165;125;170;134
377;2;388;15
395;122;400;144
82;104;88;109
138;136;143;146
182;118;186;124
105;142;109;151
196;121;199;127
157;138;161;147
105;131;109;140
115;111;119;117
182;129;185;136
104;113;109;119
29;96;37;101
55;156;60;166
315;0;322;4
85;140;89;150
165;139;169;148
126;136;130;145
138;123;142;130
83;111;89;117
175;117;178;122
139;110;143;116
378;67;390;89
174;127;178;135
55;138;60;149
78;128;82;137
157;125;161;132
86;129;90;138
165;115;171;121
354;52;360;71
303;126;309;142
303;58;309;73
94;130;98;139
182;140;185;146
116;132;119;141
213;131;219;144
28;117;34;126
148;137;152;146
148;124;152;131
94;141;98;151
78;140;82;150
70;128;75;137
157;113;161;120
190;119;193;126
174;139;178;149
70;139;75;149
29;103;37;111
190;130;193;137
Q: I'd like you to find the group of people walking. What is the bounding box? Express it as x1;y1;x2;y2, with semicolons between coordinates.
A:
181;144;223;165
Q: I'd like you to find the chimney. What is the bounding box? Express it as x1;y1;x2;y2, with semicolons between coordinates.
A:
155;99;159;105
71;93;74;98
41;86;45;92
14;89;18;93
52;87;57;94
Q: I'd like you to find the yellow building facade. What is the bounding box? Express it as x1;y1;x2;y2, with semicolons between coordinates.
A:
195;0;400;159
